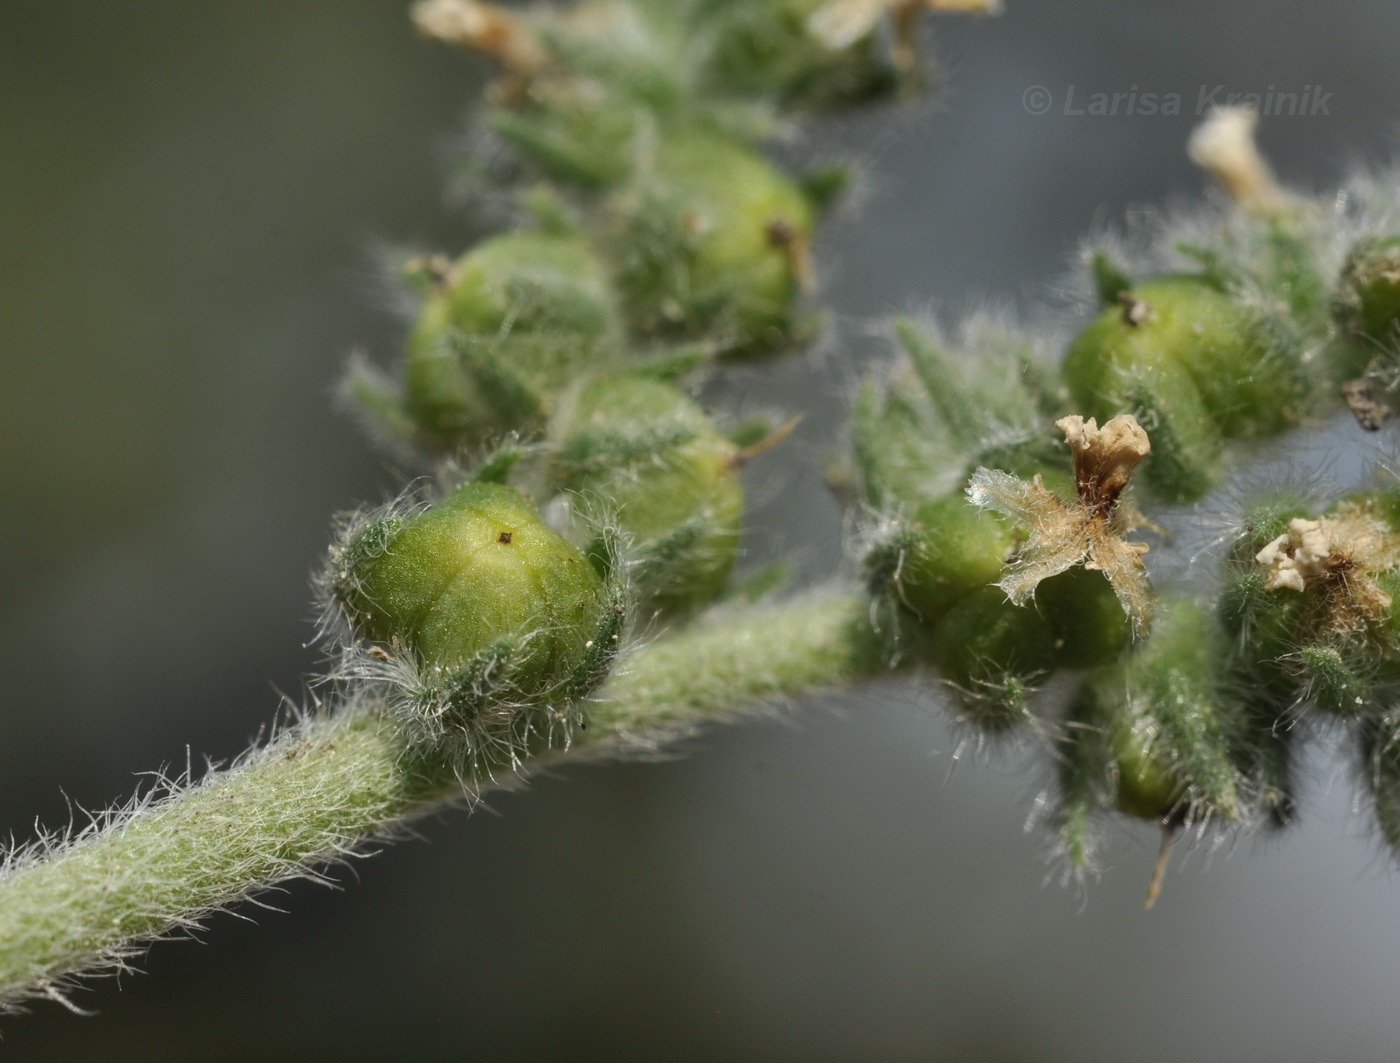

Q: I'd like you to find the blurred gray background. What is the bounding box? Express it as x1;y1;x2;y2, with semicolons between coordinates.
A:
4;2;1400;1059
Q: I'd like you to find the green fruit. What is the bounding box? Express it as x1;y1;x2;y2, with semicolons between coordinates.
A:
1063;314;1219;502
867;495;1015;624
1063;275;1308;500
1334;235;1400;345
610;127;816;355
1064;599;1240;826
551;373;743;616
332;482;614;740
402;230;621;450
931;586;1058;732
1036;566;1132;669
1109;712;1187;822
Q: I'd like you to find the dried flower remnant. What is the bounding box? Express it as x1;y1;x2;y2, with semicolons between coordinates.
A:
1255;506;1400;634
808;0;1002;72
967;414;1156;636
1342;377;1393;432
411;0;549;78
1187;105;1296;219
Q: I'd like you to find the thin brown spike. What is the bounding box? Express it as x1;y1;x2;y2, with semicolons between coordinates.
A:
1144;825;1175;910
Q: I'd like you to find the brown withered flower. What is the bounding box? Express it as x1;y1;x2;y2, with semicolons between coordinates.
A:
967;413;1156;637
1255;504;1400;637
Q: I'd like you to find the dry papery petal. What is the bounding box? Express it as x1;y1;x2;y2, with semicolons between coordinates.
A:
1057;413;1150;514
968;414;1156;635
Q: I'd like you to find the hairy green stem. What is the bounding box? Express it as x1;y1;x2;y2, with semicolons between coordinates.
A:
0;591;886;1012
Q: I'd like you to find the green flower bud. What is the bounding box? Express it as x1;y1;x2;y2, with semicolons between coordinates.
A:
865;494;1015;624
609;127;817;356
391;229;622;451
549;373;743;616
931;585;1057;733
1063;275;1309;501
328;481;622;757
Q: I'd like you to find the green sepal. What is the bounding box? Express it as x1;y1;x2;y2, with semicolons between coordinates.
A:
630;342;717;382
450;333;546;428
490;105;642;191
471;442;526;485
1089;249;1133;308
693;0;899;110
343;354;417;444
1359;712;1400;854
1261;223;1332;324
1061;599;1241;830
719;560;791;603
724;414;785;450
519;184;586;237
798;164;853;213
892;318;987;453
1298;642;1378;716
